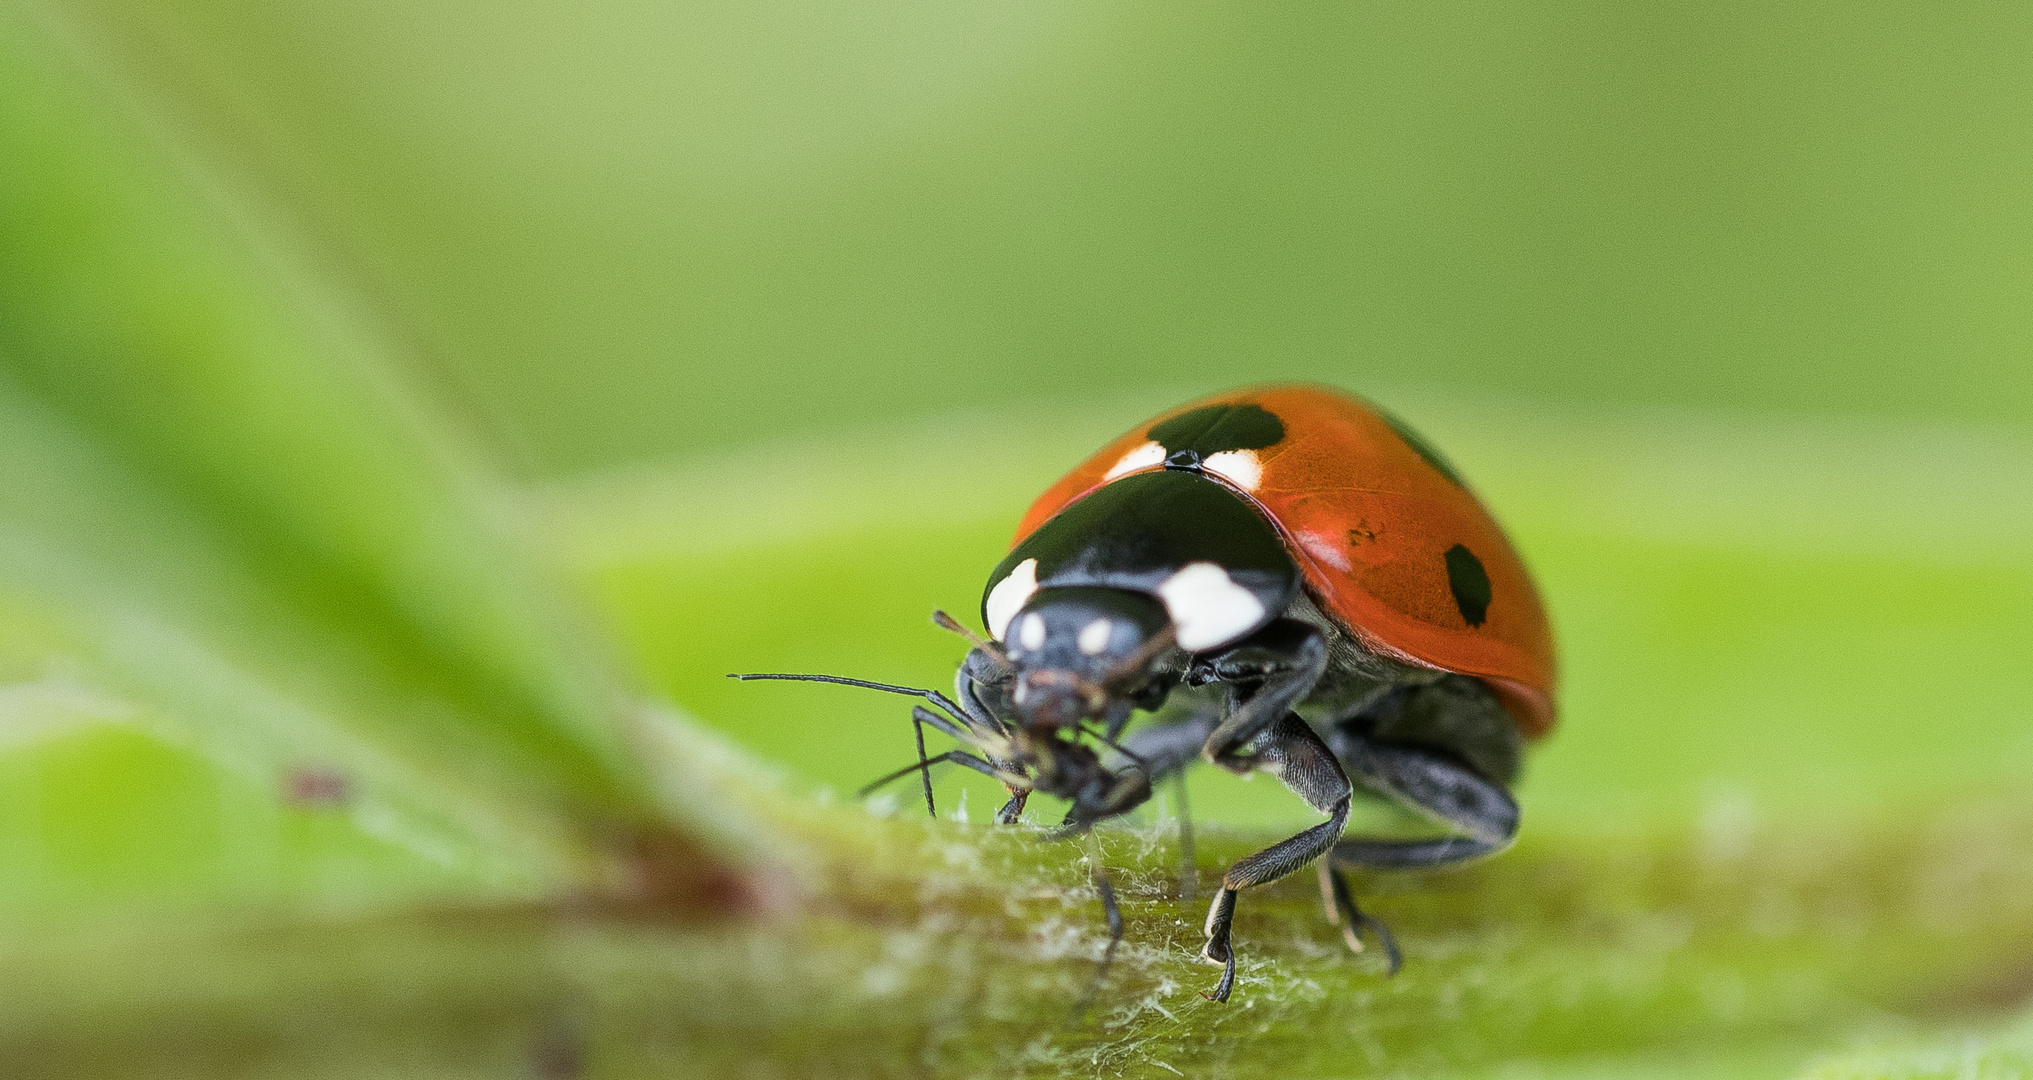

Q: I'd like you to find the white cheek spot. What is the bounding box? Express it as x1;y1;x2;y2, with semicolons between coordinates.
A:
1201;449;1262;492
1017;612;1047;651
1156;561;1266;651
1077;618;1114;655
985;558;1039;641
1103;440;1166;481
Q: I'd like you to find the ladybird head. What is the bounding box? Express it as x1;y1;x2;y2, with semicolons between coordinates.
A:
1002;587;1171;730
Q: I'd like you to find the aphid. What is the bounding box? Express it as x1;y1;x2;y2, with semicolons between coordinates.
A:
740;384;1557;1002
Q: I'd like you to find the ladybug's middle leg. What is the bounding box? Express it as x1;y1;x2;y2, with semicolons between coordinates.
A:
1199;712;1351;1003
1193;619;1327;772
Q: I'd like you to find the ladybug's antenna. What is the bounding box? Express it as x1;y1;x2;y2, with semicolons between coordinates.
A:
726;672;975;734
730;674;992;819
932;609;1008;663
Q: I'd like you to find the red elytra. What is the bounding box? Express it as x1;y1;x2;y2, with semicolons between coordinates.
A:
1011;384;1558;739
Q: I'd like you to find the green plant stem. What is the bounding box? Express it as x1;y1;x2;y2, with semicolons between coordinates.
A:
6;781;2031;1079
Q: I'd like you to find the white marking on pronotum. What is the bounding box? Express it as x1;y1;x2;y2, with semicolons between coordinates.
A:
985;558;1039;641
1077;618;1114;655
1156;561;1266;651
1103;439;1166;481
1201;449;1262;492
1017;612;1047;651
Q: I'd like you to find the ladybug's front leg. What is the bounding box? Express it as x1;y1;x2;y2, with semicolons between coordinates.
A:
1192;619;1327;773
956;646;1033;824
1112;691;1221;781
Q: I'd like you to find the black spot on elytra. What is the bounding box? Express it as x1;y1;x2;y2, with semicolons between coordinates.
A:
1377;407;1468;488
1148;404;1285;469
1444;544;1491;627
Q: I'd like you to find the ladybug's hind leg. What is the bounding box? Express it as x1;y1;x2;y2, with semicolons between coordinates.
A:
1326;675;1523;865
1315;678;1524;971
1317;860;1402;975
1315;744;1515;974
1333;738;1519;858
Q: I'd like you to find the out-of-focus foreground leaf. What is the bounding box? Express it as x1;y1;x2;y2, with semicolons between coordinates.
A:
0;2;763;913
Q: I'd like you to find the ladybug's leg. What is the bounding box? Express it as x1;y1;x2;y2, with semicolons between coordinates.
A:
1316;861;1402;974
1053;762;1156;838
993;791;1032;826
1118;702;1222;896
956;648;1033;824
1193;619;1327;773
1332;832;1511;869
1334;735;1519;860
858;739;1031;800
1117;708;1218;780
1306;732;1518;975
1321;674;1521;880
1200;712;1351;1002
1069;856;1125;1023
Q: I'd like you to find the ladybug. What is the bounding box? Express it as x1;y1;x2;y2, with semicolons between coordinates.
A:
743;384;1555;1003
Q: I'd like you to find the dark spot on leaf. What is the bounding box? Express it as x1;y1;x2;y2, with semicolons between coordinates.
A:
531;1008;585;1080
1444;545;1491;627
1148;404;1285;470
1377;406;1468;488
284;767;351;808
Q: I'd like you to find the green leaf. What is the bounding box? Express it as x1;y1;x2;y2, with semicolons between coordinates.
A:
0;2;763;912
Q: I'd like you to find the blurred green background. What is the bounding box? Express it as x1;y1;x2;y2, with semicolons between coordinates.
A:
58;0;2033;473
2;0;2032;1072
